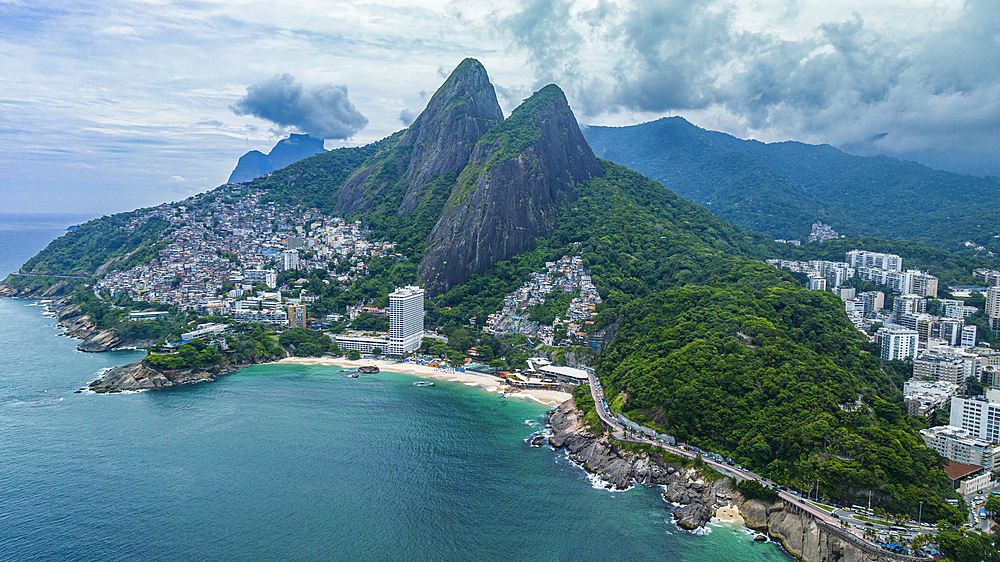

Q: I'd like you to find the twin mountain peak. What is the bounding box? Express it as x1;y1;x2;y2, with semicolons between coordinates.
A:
241;58;604;296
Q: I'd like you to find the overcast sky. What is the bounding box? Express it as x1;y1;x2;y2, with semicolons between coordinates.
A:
2;0;997;215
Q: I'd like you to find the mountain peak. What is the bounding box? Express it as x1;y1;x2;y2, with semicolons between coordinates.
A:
228;134;326;183
396;59;503;214
418;83;602;296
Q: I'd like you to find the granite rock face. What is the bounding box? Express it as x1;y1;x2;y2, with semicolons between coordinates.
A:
739;499;880;562
87;361;213;393
419;85;603;296
547;400;732;530
396;58;504;215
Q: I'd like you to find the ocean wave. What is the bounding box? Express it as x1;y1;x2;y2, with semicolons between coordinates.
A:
674;520;712;535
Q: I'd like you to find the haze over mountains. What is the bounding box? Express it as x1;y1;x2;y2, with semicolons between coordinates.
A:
228;134;326;184
583;118;1000;254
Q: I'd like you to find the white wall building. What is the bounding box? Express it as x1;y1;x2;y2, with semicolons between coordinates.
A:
921;425;1000;471
388;285;425;355
950;389;1000;442
336;285;425;357
281;249;300;271
876;324;918;362
846;250;903;272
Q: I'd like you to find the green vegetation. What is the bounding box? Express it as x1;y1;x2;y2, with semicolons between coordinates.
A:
571;384;602;431
20;214;170;276
526;289;578;325
278;328;334;357
936;525;1000;562
597;274;960;521
144;323;284;371
584;117;1000;256
736;480;779;503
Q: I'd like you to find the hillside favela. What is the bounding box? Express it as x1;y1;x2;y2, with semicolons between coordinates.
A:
3;2;1000;561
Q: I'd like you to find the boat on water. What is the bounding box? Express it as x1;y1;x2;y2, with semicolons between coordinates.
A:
412;381;434;387
358;366;379;374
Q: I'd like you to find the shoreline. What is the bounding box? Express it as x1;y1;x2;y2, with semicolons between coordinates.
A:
277;356;572;407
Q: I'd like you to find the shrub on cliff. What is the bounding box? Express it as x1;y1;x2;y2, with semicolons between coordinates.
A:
736;480;779;503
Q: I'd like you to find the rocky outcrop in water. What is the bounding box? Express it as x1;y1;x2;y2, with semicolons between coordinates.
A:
419;85;603;296
547;399;733;530
549;399;892;562
46;299;124;352
740;499;889;562
86;360;211;393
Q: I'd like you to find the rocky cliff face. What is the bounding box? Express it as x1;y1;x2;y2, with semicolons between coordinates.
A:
547;399;734;530
418;85;603;296
396;58;503;215
86;358;259;393
550;400;887;562
48;299;123;352
740;500;885;562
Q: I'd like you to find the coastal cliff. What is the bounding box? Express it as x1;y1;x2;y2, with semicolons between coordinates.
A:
547;399;735;530
548;399;889;562
50;299;124;352
86;358;260;393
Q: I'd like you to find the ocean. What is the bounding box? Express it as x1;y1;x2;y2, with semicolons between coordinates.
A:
0;216;791;561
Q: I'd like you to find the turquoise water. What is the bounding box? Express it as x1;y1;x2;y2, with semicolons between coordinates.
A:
0;298;791;561
0;217;791;560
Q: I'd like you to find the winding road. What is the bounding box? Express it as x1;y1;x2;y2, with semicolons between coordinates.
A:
583;368;938;559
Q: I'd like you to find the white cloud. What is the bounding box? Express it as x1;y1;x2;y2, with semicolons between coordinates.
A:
0;0;997;215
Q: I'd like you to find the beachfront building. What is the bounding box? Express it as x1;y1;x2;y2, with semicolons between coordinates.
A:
389;285;425;355
287;304;307;329
336;285;425;357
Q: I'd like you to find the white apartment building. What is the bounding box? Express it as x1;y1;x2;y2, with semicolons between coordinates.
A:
950;389;1000;443
336;285;425;357
921;425;1000;472
242;268;278;289
846;250;903;272
876;324;918;361
281;249;300;271
963;325;978;348
987;286;1000;335
913;351;980;386
388;285;425;355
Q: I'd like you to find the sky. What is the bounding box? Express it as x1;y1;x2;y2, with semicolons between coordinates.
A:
2;0;998;215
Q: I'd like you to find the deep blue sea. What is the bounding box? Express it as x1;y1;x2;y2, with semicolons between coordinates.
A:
0;216;791;561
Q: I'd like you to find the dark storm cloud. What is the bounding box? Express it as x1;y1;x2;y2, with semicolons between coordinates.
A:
499;0;1000;175
230;73;368;140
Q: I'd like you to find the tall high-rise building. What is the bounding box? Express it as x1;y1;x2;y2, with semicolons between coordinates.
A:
287;304;307;329
876;324;918;362
282;249;300;271
987;286;1000;336
389;285;425;354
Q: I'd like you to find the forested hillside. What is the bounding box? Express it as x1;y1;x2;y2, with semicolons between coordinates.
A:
584;117;1000;256
597;272;958;522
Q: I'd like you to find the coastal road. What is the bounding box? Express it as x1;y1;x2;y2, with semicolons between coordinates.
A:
582;369;927;550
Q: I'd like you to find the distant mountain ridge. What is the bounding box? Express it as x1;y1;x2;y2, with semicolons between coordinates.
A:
228;133;327;184
583;117;1000;254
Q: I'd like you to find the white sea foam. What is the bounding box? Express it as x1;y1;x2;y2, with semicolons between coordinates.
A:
673;520;712;535
486;386;497;392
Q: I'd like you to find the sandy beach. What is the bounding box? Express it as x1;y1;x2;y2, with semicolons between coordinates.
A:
713;504;746;524
277;356;572;407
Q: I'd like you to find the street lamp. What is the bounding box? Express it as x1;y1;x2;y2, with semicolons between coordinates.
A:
918;501;923;526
